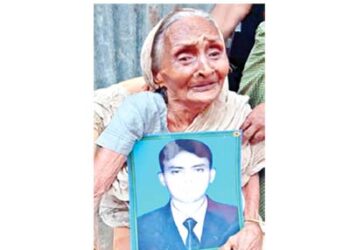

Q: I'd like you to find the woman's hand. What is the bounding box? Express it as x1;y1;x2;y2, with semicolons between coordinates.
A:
113;227;130;250
221;173;263;249
240;103;265;145
220;222;263;250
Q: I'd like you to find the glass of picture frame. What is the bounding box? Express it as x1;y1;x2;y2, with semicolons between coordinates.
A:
128;130;244;250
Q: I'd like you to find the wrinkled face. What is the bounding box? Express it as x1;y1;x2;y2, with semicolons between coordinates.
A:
155;16;229;107
159;151;215;204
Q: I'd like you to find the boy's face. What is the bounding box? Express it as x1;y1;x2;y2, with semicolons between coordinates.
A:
159;150;215;204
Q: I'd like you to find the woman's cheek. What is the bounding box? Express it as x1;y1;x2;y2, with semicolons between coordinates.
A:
217;59;230;78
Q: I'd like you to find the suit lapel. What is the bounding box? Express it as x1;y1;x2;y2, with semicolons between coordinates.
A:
200;197;239;248
158;202;187;250
200;201;222;248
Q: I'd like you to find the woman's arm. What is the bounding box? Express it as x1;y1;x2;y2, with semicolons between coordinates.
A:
94;92;167;207
243;173;260;220
93;145;127;250
95;126;128;250
211;4;252;40
220;173;263;250
94;146;127;210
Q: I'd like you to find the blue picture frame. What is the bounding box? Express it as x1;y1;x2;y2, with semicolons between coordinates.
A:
128;130;244;250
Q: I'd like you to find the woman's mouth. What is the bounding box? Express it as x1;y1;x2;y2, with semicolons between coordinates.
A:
190;82;218;92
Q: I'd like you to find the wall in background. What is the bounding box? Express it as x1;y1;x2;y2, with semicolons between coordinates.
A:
94;4;213;90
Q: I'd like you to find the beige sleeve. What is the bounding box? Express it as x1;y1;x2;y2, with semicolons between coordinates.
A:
94;76;150;140
93;83;131;138
93;83;134;227
241;142;265;187
249;141;265;175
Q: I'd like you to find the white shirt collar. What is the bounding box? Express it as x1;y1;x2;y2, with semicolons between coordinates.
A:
170;196;208;244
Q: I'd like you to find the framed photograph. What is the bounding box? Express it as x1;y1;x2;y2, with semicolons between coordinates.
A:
128;130;244;250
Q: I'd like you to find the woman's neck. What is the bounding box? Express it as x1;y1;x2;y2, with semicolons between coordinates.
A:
167;100;208;132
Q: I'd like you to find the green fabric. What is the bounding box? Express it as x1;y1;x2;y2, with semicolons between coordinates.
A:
238;22;265;220
238;22;265;108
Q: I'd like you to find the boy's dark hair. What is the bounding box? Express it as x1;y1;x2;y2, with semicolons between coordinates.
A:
159;139;212;172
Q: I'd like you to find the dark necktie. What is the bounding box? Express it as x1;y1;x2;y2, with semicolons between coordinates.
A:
183;217;201;250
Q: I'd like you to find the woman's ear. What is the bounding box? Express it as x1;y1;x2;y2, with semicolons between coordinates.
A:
154;71;165;87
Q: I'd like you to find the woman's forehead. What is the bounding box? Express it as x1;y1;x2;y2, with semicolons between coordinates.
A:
164;15;221;45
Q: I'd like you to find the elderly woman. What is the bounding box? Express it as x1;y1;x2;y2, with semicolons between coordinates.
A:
94;8;265;250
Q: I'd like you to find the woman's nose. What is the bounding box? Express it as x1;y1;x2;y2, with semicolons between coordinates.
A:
195;55;214;78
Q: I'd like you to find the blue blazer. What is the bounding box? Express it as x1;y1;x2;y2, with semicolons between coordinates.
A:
137;197;240;250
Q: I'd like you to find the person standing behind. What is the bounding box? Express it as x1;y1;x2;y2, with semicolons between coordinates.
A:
211;4;265;145
238;21;265;145
211;4;265;92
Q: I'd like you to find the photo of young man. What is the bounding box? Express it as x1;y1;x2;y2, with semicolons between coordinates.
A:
137;139;239;250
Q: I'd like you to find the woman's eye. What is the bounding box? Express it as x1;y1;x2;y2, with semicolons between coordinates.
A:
178;54;194;63
170;170;180;174
208;49;221;58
